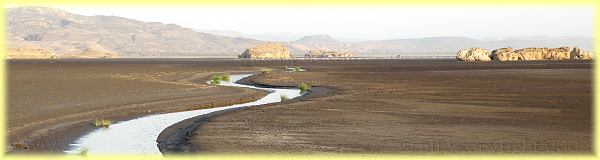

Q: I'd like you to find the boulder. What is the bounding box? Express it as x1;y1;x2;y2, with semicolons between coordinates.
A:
304;50;355;58
570;46;594;60
491;47;518;61
514;47;570;60
514;48;548;60
238;42;292;59
5;48;58;59
548;46;570;60
456;47;491;61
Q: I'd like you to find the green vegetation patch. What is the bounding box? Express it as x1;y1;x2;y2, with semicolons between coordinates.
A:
209;73;231;84
79;148;88;157
298;83;311;92
221;74;230;81
93;119;112;127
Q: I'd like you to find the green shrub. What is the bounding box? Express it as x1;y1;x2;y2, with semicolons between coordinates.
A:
262;70;270;74
212;75;223;81
298;83;311;92
280;94;289;101
93;119;112;127
209;74;229;84
209;80;220;84
295;67;301;71
79;148;88;157
221;74;230;81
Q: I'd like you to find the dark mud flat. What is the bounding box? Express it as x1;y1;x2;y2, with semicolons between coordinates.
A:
7;58;593;154
175;59;593;154
7;58;271;153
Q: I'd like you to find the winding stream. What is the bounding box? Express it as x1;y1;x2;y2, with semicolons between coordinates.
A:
65;74;303;155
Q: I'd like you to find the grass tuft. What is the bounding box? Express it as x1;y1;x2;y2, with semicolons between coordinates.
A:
298;83;311;92
209;74;230;84
280;94;289;101
209;80;220;84
12;144;27;150
93;119;112;127
79;148;88;157
221;74;230;81
212;75;223;81
262;70;270;74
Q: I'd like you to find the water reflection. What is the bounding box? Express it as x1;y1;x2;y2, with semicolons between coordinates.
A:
66;74;303;155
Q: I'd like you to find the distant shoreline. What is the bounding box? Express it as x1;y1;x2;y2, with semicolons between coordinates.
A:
116;55;456;59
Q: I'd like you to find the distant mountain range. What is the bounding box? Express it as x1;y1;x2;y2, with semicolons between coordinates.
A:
6;6;594;57
192;29;308;42
6;6;263;57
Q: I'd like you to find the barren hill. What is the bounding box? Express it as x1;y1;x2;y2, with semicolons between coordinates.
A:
6;6;264;57
294;34;340;44
6;6;593;57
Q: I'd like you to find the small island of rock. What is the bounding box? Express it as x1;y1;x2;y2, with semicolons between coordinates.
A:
304;50;355;58
457;46;593;61
238;43;292;59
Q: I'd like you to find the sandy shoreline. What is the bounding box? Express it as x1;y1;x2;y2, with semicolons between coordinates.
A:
7;59;592;154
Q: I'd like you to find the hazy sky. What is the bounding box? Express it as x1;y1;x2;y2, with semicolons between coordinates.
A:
35;6;596;40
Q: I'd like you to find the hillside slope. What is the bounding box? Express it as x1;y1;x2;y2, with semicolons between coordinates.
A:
6;6;264;57
6;6;593;57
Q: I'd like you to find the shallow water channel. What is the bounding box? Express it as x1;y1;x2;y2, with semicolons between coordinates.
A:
65;74;303;155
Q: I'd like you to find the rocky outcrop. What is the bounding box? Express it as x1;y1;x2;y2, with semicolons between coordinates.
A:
491;47;518;61
513;47;570;60
60;49;118;58
304;50;355;58
456;47;491;61
570;46;594;60
5;48;58;59
460;46;592;61
514;48;547;60
548;46;571;60
238;43;292;59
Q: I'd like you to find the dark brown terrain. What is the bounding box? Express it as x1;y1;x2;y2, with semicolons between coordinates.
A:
7;58;592;154
180;59;593;154
7;58;271;152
